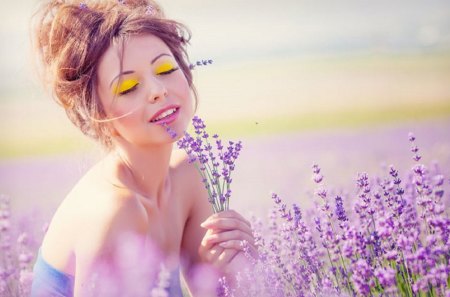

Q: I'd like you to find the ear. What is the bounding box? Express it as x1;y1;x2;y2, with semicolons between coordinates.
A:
110;126;118;136
103;120;119;138
110;126;120;137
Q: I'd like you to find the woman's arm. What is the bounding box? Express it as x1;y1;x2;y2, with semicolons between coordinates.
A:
179;157;256;295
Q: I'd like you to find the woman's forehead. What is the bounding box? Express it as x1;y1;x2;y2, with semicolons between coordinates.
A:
97;34;172;82
113;34;170;63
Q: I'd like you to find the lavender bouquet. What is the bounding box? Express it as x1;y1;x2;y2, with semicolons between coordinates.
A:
175;116;242;213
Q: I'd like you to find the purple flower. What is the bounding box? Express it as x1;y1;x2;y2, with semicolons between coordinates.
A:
216;130;449;296
190;59;213;70
374;267;396;288
408;132;422;162
335;196;348;222
351;259;373;295
313;173;323;184
145;5;155;15
312;163;321;174
159;123;177;139
176;116;242;213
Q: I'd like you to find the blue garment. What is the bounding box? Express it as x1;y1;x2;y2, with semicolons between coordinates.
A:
31;250;183;297
165;268;184;297
31;250;74;297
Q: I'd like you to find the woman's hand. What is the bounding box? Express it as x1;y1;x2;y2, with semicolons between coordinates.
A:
198;210;257;274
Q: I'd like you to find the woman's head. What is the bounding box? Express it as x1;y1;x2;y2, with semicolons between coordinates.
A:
96;33;195;148
33;0;196;148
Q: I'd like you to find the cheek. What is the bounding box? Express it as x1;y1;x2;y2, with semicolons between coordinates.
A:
109;103;131;117
97;86;140;119
178;79;194;104
106;99;144;120
180;87;195;116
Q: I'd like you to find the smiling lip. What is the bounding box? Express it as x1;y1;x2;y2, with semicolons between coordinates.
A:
149;105;180;124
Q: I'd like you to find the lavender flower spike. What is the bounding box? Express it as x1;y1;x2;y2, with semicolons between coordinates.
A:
160;123;177;139
176;116;241;213
189;59;213;70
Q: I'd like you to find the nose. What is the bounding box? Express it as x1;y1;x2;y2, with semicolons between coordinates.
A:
147;78;168;104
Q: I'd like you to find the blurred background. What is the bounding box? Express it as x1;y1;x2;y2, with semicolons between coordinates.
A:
1;0;450;218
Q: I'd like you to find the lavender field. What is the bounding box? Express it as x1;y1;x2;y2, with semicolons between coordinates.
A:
1;117;450;296
1;117;449;224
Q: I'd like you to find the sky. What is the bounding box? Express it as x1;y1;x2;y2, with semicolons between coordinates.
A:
1;0;449;94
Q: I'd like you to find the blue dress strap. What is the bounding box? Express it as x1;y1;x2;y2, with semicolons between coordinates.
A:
30;249;184;297
31;249;74;297
167;267;184;297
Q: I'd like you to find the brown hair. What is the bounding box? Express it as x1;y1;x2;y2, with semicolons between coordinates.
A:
33;0;196;148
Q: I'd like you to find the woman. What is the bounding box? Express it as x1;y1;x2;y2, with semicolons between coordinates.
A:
31;0;255;296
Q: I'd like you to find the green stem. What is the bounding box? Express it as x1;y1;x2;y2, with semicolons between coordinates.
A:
192;160;218;213
398;256;413;297
328;223;354;295
325;248;341;291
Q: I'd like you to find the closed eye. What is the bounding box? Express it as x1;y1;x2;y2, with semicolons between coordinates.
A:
159;67;179;75
113;78;140;96
155;61;179;75
118;83;139;96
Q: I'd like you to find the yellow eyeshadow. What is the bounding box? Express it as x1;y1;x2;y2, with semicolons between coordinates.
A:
113;78;139;94
155;61;175;74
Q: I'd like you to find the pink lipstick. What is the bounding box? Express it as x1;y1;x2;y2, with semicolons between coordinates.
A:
149;105;180;125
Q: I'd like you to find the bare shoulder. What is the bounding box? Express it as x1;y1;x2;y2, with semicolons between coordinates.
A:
70;184;148;254
62;174;150;294
44;169;148;253
40;167;148;277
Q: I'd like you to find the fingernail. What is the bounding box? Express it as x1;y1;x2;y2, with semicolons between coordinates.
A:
219;242;228;247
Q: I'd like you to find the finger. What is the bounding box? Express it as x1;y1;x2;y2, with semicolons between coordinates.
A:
202;210;251;228
201;245;224;263
213;248;239;268
200;217;253;235
200;229;221;251
199;228;212;247
218;240;248;251
219;240;259;259
204;230;255;247
221;210;252;228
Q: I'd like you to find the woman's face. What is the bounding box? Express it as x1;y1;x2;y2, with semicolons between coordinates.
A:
96;33;194;147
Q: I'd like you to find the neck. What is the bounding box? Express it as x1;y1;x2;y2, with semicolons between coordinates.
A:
112;142;174;202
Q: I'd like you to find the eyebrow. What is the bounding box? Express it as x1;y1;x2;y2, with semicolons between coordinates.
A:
109;53;172;87
151;53;171;64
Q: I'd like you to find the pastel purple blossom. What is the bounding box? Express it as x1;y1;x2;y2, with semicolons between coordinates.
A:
374;267;396;288
145;5;155;15
159;123;177;139
334;195;348;222
2;127;449;297
313;173;323;184
189;59;213;70
176;116;241;213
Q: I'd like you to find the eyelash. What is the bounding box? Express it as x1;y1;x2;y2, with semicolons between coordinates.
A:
118;84;139;96
118;67;179;96
158;67;179;75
